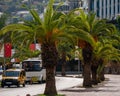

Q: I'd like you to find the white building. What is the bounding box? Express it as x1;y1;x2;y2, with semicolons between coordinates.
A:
88;0;120;19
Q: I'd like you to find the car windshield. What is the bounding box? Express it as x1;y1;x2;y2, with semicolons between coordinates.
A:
5;71;20;77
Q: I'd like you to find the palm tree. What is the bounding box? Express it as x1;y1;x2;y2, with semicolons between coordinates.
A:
0;0;74;95
57;41;74;76
72;11;116;87
92;40;120;84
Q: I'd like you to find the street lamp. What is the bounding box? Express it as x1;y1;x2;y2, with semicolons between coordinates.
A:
75;46;80;75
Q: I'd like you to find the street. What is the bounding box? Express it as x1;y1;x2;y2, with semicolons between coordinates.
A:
0;76;83;96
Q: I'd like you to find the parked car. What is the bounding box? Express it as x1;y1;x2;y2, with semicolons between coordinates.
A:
1;68;26;88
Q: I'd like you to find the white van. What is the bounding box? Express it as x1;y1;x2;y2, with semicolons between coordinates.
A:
22;59;46;84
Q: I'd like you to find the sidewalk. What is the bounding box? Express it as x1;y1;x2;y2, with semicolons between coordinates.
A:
58;75;120;96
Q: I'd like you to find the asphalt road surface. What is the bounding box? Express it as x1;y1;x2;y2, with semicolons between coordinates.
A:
0;76;83;96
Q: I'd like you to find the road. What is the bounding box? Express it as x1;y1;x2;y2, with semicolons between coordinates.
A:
0;76;83;96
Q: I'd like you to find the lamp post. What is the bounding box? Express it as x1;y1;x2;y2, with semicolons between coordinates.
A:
78;58;80;74
75;46;80;75
3;57;6;74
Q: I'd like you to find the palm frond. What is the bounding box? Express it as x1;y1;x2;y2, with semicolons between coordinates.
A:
29;9;42;25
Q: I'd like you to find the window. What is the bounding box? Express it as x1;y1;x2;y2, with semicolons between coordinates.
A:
5;71;19;77
22;61;42;71
118;0;120;13
90;0;94;11
97;0;99;17
113;0;115;15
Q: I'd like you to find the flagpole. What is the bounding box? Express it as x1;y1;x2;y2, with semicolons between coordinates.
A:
3;44;6;74
3;57;6;74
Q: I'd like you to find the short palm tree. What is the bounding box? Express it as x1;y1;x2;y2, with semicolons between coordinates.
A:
92;40;120;84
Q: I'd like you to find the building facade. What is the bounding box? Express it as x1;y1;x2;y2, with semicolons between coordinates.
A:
89;0;120;19
53;0;85;14
68;0;82;10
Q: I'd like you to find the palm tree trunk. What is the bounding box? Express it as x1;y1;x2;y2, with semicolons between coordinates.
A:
91;65;98;85
82;44;93;87
99;59;105;81
61;52;66;76
44;66;57;96
99;67;105;81
41;42;58;96
83;62;92;87
61;62;66;76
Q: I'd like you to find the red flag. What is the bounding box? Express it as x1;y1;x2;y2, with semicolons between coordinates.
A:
4;43;12;58
30;44;35;51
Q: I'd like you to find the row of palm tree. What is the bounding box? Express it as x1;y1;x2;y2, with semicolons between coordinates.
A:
68;10;117;87
0;0;120;95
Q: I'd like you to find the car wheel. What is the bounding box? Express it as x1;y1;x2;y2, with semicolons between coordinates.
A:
8;85;10;88
17;83;20;87
1;84;4;88
23;83;25;87
38;77;43;84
